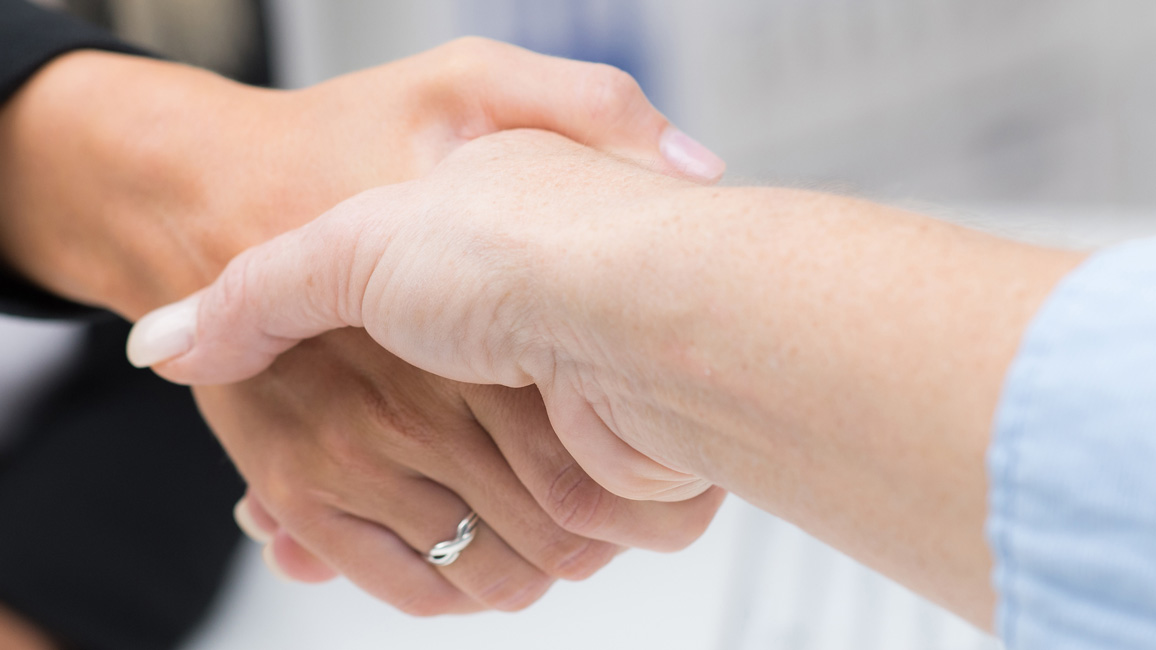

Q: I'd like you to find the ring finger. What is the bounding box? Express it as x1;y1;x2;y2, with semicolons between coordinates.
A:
336;468;557;612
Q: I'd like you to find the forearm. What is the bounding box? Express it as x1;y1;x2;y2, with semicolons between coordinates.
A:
0;50;295;319
0;39;723;324
540;186;1085;627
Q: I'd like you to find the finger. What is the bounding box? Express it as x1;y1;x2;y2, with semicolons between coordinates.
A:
264;530;339;584
541;383;714;504
234;493;275;543
465;385;723;552
436;520;555;612
127;189;529;389
388;407;620;581
238;493;342;583
443;38;725;182
125;203;375;385
335;474;557;612
282;508;483;616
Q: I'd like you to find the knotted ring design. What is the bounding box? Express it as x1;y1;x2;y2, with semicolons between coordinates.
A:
425;511;480;566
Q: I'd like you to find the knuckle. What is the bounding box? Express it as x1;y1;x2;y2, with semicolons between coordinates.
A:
544;462;613;536
255;463;299;513
442;35;499;59
250;454;339;528
580;64;644;125
428;36;497;89
311;424;378;481
260;471;303;509
258;481;325;532
354;380;440;456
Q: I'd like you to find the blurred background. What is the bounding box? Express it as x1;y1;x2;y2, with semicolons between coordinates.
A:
266;0;1156;210
6;1;1156;648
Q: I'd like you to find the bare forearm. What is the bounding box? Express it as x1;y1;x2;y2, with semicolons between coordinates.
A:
1;52;229;315
542;186;1084;626
0;51;352;319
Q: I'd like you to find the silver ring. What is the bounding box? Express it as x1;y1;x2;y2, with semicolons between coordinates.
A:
426;511;480;566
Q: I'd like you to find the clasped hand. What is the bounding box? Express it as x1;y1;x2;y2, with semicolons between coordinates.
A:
87;40;726;614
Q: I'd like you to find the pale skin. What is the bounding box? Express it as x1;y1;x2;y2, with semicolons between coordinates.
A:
0;40;727;646
138;129;1088;631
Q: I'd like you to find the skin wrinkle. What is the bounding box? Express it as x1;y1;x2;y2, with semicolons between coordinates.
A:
546;460;608;534
332;201;391;330
358;196;424;339
453;392;622;577
454;220;528;379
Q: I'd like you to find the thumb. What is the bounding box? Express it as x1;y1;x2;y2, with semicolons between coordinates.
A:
455;38;726;182
126;207;371;385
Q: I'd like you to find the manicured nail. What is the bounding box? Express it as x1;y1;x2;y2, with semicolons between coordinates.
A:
234;499;274;544
262;543;294;583
660;127;726;181
126;294;201;368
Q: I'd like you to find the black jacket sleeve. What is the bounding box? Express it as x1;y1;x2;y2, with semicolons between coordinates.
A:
0;0;149;320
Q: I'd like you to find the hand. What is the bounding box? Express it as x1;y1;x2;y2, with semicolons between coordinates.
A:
0;41;726;613
128;129;710;501
201;329;723;613
0;38;724;319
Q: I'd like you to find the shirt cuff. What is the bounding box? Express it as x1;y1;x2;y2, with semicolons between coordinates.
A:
988;236;1156;649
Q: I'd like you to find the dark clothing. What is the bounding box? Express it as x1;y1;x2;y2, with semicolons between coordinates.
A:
0;0;144;103
0;320;245;650
0;2;253;648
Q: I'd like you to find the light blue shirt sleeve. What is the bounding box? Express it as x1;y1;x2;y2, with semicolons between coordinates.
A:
988;237;1156;649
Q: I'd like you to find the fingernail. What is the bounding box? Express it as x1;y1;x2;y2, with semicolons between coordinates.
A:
234;499;274;544
660;127;726;181
262;543;294;583
126;294;201;368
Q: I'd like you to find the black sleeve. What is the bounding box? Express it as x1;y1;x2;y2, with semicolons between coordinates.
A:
0;0;146;103
0;318;246;650
0;0;150;320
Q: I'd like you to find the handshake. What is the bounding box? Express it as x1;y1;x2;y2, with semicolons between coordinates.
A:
126;126;729;613
1;38;727;615
4;36;1063;629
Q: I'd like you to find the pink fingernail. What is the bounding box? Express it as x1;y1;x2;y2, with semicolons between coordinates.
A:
660;127;726;181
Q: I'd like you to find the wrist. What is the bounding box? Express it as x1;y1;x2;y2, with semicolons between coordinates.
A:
0;51;287;319
525;185;730;475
